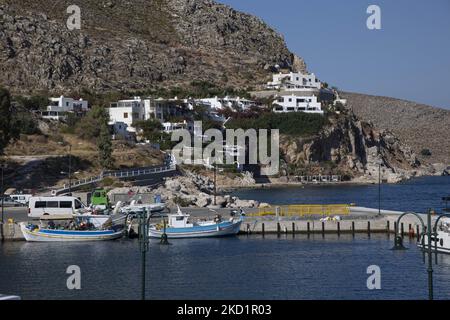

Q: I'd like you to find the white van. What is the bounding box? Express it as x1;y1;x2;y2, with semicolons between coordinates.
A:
9;194;33;205
28;196;86;217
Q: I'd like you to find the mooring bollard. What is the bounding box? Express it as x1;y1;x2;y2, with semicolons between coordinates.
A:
262;223;265;237
307;222;310;237
247;223;250;236
416;224;420;242
401;223;404;239
277;222;281;237
292;222;295;236
408;224;413;238
322;222;325;238
337;221;340;236
386;220;390;235
394;221;397;237
367;221;371;237
284;226;288;234
352;221;355;237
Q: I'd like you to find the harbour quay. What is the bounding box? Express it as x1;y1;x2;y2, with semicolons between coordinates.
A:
0;205;434;241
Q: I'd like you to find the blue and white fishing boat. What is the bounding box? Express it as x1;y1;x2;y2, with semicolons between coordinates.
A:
19;215;125;242
148;207;243;239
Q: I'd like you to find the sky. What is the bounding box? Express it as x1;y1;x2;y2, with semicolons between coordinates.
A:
218;0;450;109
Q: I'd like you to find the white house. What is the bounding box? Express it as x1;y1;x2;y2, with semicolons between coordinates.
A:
197;96;255;111
47;96;88;112
272;94;324;114
108;97;191;139
41;96;89;121
267;72;321;90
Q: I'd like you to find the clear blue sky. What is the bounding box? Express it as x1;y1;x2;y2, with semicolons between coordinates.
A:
218;0;450;109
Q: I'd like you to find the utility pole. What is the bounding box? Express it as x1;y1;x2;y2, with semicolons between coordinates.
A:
213;162;217;206
68;144;72;196
378;144;381;216
1;163;5;241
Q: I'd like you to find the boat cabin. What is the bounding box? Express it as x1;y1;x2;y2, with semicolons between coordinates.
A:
168;214;193;228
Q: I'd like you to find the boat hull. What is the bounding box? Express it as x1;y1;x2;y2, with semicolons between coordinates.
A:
148;220;242;239
20;223;124;242
418;230;450;254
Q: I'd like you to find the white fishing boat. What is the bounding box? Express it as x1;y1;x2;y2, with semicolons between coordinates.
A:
119;200;167;215
148;207;243;239
418;218;450;254
19;215;125;242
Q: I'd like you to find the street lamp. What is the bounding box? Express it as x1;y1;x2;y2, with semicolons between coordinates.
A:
137;208;169;300
391;210;435;300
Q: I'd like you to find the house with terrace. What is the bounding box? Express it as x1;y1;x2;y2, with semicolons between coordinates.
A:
272;94;324;114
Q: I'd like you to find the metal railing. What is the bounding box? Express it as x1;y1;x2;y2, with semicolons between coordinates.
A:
248;204;350;217
54;164;177;194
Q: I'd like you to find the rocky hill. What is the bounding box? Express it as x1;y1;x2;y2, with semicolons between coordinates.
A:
279;111;431;183
342;92;450;165
0;0;304;94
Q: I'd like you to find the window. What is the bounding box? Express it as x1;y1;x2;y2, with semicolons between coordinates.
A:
60;201;72;208
287;107;295;111
288;98;292;102
46;201;59;208
297;99;305;103
124;112;128;118
74;200;83;209
277;98;283;103
35;201;46;208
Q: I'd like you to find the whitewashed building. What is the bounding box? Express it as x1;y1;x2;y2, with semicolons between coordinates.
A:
272;94;324;114
47;96;88;112
108;97;191;139
41;95;89;121
267;72;321;90
197;96;255;111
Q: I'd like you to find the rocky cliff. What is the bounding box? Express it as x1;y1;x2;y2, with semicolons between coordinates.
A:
0;0;303;94
279;111;431;183
342;92;450;166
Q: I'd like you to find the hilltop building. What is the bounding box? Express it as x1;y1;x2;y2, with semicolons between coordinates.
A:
40;96;89;121
267;72;321;90
197;96;256;111
272;94;323;114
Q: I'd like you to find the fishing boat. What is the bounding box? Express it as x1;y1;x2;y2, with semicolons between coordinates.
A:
148;207;243;239
19;215;125;242
119;200;167;216
418;218;450;254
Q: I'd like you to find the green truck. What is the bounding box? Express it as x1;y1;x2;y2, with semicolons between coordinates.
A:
91;188;109;207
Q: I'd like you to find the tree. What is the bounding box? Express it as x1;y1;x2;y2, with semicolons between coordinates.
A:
134;119;164;142
97;122;114;169
0;87;12;154
75;105;109;140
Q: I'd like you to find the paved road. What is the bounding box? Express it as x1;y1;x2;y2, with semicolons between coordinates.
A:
1;206;259;222
2;205;385;223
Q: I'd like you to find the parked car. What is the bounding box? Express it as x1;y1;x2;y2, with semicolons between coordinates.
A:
0;196;23;207
9;194;33;205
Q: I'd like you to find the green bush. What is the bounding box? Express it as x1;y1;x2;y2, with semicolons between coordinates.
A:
227;112;327;136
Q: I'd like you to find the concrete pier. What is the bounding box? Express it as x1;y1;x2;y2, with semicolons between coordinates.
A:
0;205;436;241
